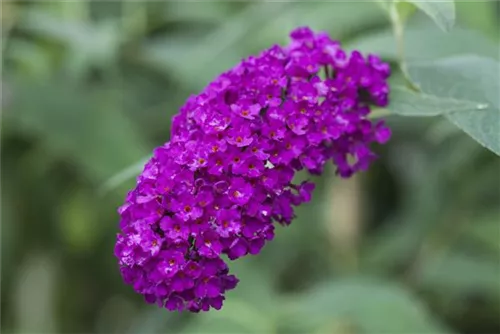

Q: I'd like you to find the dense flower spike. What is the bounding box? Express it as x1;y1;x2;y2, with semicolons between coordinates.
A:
115;27;391;312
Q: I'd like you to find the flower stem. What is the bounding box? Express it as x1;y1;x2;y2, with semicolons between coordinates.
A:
389;3;420;92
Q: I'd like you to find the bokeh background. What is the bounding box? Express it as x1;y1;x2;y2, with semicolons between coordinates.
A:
1;1;499;333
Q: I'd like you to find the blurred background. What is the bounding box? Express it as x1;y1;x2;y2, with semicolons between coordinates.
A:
1;1;499;333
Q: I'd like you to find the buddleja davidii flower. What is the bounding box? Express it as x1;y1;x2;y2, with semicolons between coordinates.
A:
284;27;391;176
116;25;392;313
116;145;242;311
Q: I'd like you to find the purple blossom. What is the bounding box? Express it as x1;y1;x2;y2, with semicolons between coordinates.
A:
160;217;189;241
226;124;254;147
115;26;391;312
171;271;194;292
231;102;261;120
228;177;253;205
194;277;221;298
196;231;223;258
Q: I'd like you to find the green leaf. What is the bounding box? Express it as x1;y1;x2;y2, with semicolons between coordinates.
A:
394;1;418;24
284;278;449;334
361;154;448;274
226;260;277;311
141;2;386;91
407;55;500;155
0;170;22;278
58;189;100;253
179;299;275;334
389;86;484;117
374;0;391;11
462;213;500;254
99;155;150;195
404;0;455;32
18;9;123;78
141;2;289;90
127;308;184;334
5;80;149;182
348;26;499;61
419;252;500;298
13;254;58;333
163;2;235;24
5;40;54;77
456;1;499;39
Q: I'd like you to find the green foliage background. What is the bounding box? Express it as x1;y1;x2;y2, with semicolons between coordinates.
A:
1;1;499;333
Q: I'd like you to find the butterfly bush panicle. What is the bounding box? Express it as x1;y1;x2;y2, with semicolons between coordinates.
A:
115;27;391;312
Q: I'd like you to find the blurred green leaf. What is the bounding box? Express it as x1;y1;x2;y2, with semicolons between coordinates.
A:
121;1;148;39
419;252;500;298
141;2;289;90
456;1;499;39
0;169;21;278
5;80;149;182
239;1;388;61
18;9;123;78
180;298;275;334
407;55;500;155
266;2;386;42
394;1;418;25
58;189;100;252
425;118;462;144
163;2;235;24
389;86;484;117
348;26;499;61
14;254;58;333
462;213;500;254
374;0;391;11
127;308;185;334
284;278;449;334
227;260;276;311
99;155;150;195
403;0;455;32
141;2;387;90
6;40;54;77
361;150;445;273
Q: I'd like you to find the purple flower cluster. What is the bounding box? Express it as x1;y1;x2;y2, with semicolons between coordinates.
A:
115;27;391;312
